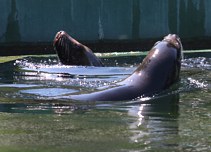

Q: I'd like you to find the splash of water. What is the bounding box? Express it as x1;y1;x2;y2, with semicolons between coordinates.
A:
182;57;211;69
187;77;208;88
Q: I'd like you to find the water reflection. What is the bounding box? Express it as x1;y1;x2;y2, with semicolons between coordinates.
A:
128;93;179;149
0;102;93;115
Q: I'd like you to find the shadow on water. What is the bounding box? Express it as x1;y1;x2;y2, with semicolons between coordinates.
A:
0;60;16;83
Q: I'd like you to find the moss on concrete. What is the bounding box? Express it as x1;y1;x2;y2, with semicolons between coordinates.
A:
0;56;26;63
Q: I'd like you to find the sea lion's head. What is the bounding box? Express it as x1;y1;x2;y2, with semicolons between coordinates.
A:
53;31;86;65
163;34;183;60
53;31;80;48
162;34;183;84
135;34;183;89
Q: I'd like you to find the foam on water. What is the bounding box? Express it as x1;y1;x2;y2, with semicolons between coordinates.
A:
182;57;211;69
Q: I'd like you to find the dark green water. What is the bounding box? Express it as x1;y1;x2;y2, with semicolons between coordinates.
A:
0;52;210;152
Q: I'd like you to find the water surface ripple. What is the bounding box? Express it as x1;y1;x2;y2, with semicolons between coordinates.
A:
0;53;210;152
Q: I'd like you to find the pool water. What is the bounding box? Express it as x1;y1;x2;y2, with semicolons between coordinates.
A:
0;52;210;152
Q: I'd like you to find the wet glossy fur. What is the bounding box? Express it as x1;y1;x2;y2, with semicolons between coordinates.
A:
71;34;183;101
53;31;103;66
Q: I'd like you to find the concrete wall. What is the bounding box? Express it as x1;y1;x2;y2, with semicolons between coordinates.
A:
0;0;210;43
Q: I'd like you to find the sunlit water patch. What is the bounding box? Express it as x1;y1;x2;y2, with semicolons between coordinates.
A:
20;88;78;97
0;84;39;88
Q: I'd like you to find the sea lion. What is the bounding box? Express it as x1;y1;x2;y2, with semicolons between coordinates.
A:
71;34;183;101
53;31;103;66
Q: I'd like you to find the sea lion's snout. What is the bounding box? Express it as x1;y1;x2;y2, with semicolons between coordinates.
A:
53;31;67;47
163;34;182;50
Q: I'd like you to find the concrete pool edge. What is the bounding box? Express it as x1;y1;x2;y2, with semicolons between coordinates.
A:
1;37;211;56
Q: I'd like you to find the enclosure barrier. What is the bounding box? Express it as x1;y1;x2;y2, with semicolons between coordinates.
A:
0;0;211;55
